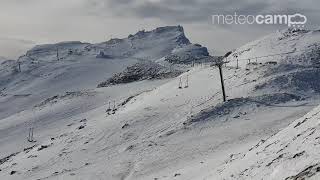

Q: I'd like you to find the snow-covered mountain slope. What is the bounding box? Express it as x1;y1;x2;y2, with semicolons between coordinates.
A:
0;26;208;120
212;104;320;180
0;26;212;179
228;29;320;67
0;62;317;180
0;28;319;180
0;26;207;94
90;26;195;61
226;29;320;97
0;55;138;121
191;29;320;180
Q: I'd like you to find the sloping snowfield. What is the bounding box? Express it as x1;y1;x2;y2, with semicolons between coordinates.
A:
0;27;320;180
213;104;320;180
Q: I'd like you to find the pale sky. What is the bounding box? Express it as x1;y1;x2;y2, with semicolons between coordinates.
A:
0;0;319;59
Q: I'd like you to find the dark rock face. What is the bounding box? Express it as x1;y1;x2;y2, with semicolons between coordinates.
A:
78;125;85;130
165;44;209;64
133;26;190;46
278;28;309;40
0;152;19;165
96;51;113;59
176;34;191;45
97;61;182;88
285;163;320;180
38;145;50;151
256;68;320;94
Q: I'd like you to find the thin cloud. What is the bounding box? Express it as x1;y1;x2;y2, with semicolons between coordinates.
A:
89;0;319;27
0;0;319;58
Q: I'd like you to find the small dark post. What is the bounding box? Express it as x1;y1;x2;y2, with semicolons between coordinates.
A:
28;127;34;142
18;62;21;72
30;127;34;141
236;58;239;69
56;47;59;61
112;100;116;114
178;77;182;89
184;75;189;88
113;100;116;110
218;64;226;102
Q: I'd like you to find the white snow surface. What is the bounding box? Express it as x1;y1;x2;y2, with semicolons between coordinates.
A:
0;28;320;180
227;29;320;68
212;104;320;180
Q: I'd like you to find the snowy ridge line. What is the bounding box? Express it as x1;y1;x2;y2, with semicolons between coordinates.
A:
224;47;317;62
225;51;294;62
